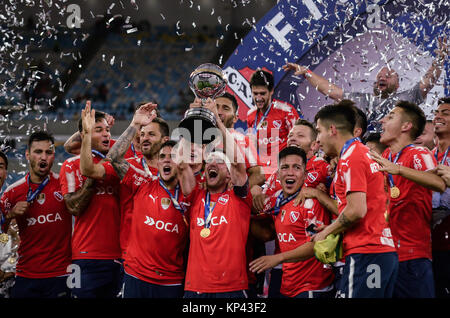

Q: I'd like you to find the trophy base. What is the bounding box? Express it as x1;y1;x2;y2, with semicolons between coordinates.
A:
178;114;219;145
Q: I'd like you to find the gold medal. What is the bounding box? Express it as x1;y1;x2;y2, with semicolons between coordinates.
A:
390;186;400;199
0;233;9;244
200;228;211;238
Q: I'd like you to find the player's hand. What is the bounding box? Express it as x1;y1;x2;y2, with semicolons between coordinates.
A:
369;150;401;175
436;164;450;187
10;201;29;218
202;98;221;123
189;98;203;109
312;227;330;242
249;254;282;274
282;62;309;76
316;183;327;193
435;36;448;62
105;113;115;128
131;103;157;127
81;101;95;135
294;186;318;206
251;186;267;213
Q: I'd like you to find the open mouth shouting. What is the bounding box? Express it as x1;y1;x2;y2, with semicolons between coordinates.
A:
161;165;172;177
37;161;49;174
377;80;387;91
207;168;219;180
101;139;110;148
283;177;298;193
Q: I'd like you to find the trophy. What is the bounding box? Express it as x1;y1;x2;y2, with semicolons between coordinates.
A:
178;63;227;144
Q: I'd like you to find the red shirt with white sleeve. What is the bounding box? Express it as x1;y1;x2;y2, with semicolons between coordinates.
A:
382;145;436;261
122;165;189;285
0;172;72;278
59;154;121;260
269;190;334;297
119;157;157;258
335;140;396;257
183;184;252;293
247;99;299;176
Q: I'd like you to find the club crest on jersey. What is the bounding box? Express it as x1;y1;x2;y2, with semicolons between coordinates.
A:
54;191;63;202
307;172;318;183
161;197;171;210
260;121;268;129
273;120;281;129
218;194;229;205
290;211;300;223
37;193;45;205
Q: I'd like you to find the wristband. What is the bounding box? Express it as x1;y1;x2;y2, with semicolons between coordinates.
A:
304;69;313;78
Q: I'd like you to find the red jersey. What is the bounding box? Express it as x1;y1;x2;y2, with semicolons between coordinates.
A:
335;140;395;257
247;99;299;176
59;154;121;260
382;145;436;261
0;172;72;278
271;192;334;297
184;184;252;293
119;157;158;258
121;165;189;285
432;147;450;251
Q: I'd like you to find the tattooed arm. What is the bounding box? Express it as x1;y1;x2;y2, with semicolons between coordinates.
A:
64;178;96;216
313;191;367;242
106;103;157;180
64;131;82;155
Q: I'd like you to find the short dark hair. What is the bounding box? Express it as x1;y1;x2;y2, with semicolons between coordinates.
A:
78;110;107;132
27;131;55;149
395;100;426;139
314;99;357;134
354;106;368;138
0;151;8;169
278;146;307;169
438;97;450;105
250;69;274;91
160;140;177;150
152;117;170;137
295;119;317;141
364;132;382;143
364;132;388;154
218;92;239;114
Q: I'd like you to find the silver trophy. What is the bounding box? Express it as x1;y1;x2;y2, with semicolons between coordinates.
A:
178;63;227;144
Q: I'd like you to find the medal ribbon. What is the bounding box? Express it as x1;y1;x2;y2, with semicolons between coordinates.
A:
253;102;272;132
91;149;106;159
141;157;152;176
26;173;50;202
130;143;138;158
204;191;220;229
434;146;450;165
158;178;187;224
270;189;301;216
253;102;273;156
387;144;414;188
339;137;360;158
